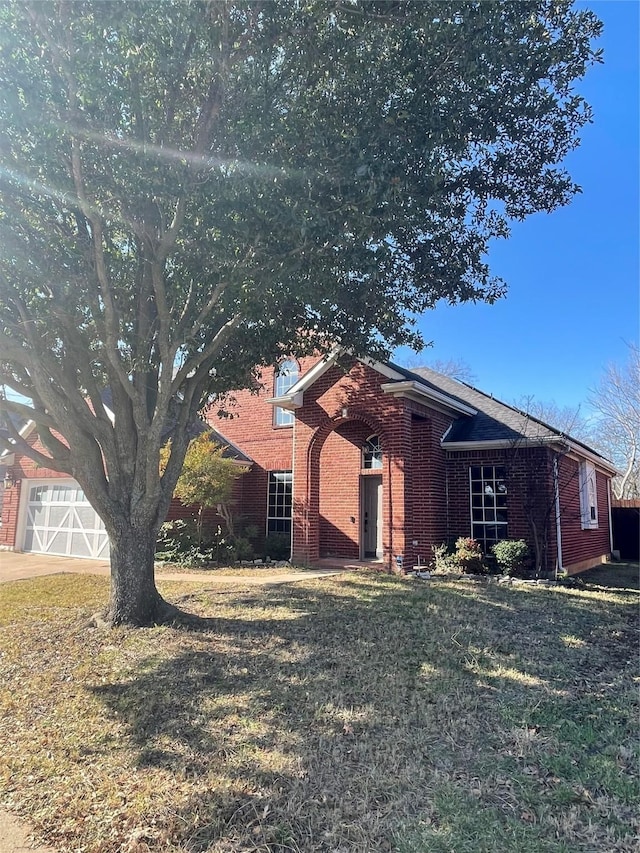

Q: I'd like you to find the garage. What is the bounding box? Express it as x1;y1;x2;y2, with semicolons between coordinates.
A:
21;480;110;559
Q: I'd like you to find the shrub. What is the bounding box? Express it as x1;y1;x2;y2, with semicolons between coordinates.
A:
492;539;530;576
454;537;485;574
155;519;196;561
263;533;291;561
431;541;456;573
230;536;255;562
155;520;237;565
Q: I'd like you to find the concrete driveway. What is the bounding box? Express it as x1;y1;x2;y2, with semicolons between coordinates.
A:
0;550;111;582
0;550;343;584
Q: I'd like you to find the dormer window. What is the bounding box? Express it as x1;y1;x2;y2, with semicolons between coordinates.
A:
362;435;383;470
274;359;299;427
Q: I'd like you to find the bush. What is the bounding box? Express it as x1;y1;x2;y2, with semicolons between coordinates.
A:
263;533;291;561
155;519;197;561
231;535;255;562
492;539;530;576
155;520;238;565
431;541;456;573
454;537;485;574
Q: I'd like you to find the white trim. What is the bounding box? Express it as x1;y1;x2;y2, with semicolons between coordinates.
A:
443;438;546;451
265;391;304;411
212;432;255;465
282;347;342;395
442;435;618;475
265;470;293;537
360;358;411;382
265;348;477;419
562;443;618;476
381;380;477;416
607;479;614;554
468;464;508;550
579;460;599;529
17;477;110;559
0;419;37;463
229;457;253;468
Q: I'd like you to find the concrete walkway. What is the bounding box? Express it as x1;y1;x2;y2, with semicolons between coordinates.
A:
0;551;343;585
0;550;344;852
0;812;56;853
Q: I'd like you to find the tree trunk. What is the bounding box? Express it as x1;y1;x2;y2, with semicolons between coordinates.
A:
105;524;172;627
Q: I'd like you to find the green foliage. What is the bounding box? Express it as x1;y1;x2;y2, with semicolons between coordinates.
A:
431;539;490;574
492;539;531;577
155;519;252;566
162;431;244;513
263;533;291;562
431;541;457;573
454;537;486;575
0;0;603;437
155;519;194;561
160;431;246;545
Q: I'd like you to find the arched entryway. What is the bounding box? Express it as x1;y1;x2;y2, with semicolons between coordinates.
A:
316;417;386;561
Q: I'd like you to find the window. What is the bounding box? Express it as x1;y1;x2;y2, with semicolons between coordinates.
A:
274;359;299;427
579;460;598;529
267;471;292;534
470;465;508;552
362;435;383;469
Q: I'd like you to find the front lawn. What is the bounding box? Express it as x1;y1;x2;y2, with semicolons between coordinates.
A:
0;572;637;852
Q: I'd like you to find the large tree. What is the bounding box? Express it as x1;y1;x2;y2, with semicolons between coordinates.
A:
0;1;601;624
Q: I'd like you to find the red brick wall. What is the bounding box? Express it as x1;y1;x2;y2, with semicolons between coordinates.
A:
6;363;612;577
206;357;317;546
445;447;613;573
445;446;557;569
318;423;366;558
206;357;471;569
557;456;611;572
407;407;452;562
291;360;407;567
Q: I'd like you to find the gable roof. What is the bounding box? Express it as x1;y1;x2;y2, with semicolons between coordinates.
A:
403;365;558;444
268;350;477;417
203;425;254;465
269;349;615;474
399;364;615;472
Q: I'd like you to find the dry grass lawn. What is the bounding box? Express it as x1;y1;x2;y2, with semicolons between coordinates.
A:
0;568;638;852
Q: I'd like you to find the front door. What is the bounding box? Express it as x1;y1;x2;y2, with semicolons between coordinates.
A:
361;475;382;559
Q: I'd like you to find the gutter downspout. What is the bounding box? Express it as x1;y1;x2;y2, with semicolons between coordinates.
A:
291;415;296;563
607;479;614;556
553;454;563;578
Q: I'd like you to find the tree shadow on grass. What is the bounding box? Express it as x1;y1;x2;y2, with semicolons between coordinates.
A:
88;575;639;850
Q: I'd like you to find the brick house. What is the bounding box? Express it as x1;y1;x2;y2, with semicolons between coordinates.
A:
0;352;616;575
207;352;615;576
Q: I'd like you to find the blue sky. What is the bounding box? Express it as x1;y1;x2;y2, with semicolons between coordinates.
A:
395;0;639;414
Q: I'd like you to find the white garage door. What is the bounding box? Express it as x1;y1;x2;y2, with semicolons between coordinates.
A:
22;481;110;559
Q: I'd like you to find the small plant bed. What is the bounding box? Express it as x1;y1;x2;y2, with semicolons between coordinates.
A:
155;520;293;571
154;559;296;577
0;573;638;852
